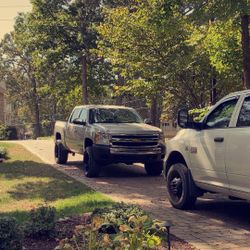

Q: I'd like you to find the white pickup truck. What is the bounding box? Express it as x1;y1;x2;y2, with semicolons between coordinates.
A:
54;105;166;177
164;90;250;209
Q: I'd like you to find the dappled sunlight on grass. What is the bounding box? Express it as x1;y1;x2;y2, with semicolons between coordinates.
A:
0;142;113;222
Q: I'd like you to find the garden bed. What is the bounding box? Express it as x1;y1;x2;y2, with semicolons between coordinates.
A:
23;213;196;250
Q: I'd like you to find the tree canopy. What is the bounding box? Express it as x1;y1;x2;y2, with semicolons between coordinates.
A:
0;0;249;133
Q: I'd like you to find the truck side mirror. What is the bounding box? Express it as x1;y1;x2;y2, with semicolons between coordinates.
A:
72;118;86;126
177;109;189;128
144;118;152;125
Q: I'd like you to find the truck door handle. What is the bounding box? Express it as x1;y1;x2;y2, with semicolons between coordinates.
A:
214;137;224;143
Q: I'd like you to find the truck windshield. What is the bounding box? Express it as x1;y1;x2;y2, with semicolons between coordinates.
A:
90;108;143;123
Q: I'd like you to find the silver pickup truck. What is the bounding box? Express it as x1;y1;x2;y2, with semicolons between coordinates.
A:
54;105;166;177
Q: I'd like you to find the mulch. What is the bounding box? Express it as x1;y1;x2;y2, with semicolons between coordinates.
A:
23;216;88;250
23;214;197;250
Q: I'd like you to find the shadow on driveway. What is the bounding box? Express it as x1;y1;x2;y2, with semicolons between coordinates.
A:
62;159;250;233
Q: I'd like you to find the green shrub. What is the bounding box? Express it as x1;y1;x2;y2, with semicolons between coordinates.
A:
0;124;8;140
0;147;8;159
92;202;147;231
6;126;18;140
41;120;53;137
0;124;18;140
0;217;23;250
26;205;56;238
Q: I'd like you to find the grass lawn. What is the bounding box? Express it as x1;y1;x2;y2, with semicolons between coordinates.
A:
0;142;113;222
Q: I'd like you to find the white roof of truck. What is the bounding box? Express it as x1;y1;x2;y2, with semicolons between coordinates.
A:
224;90;250;99
74;105;134;109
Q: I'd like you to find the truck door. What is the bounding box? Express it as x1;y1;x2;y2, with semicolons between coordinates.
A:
189;97;239;192
65;107;82;152
226;95;250;198
74;108;88;154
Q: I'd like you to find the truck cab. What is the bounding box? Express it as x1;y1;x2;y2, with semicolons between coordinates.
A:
164;90;250;209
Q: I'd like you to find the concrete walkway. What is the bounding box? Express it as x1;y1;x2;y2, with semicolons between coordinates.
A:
15;140;250;250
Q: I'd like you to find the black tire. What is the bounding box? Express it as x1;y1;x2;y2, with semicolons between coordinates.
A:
144;161;163;176
83;146;101;178
166;163;197;210
55;141;68;164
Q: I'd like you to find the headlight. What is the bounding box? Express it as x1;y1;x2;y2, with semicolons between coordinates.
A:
159;132;165;144
94;132;111;145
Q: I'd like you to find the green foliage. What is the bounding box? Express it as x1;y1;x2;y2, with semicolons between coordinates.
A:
0;147;8;159
97;1;192;97
92;202;147;233
186;0;249;89
0;0;115;137
0;124;17;141
0;124;8;140
0;217;23;250
1;0;248;128
204;20;241;74
6;127;18;140
97;0;246;120
25;205;56;238
55;203;166;250
189;107;210;122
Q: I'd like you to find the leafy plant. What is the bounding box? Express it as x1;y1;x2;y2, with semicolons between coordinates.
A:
55;203;167;250
112;215;162;250
0;124;8;140
0;147;8;159
0;217;23;250
0;124;18;140
25;205;56;238
92;203;146;231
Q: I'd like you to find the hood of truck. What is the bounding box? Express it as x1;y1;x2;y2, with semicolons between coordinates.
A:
93;123;162;134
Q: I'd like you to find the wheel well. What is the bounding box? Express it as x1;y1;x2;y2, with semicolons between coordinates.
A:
56;133;61;140
165;151;187;174
165;151;204;197
85;138;93;148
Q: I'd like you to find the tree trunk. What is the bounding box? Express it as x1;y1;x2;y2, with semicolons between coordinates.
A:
150;97;158;126
210;76;217;105
241;15;250;89
115;74;124;105
34;102;40;139
31;77;40;139
82;55;88;104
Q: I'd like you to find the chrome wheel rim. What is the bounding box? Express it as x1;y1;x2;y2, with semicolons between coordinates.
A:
168;172;183;202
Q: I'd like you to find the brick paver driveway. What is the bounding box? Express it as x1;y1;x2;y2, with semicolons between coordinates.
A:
17;140;250;250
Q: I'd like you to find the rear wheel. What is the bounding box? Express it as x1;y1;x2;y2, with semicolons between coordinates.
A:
144;161;163;176
83;146;101;178
166;163;196;209
54;141;68;164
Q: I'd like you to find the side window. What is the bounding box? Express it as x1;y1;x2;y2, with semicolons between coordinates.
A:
70;108;81;123
205;98;238;129
237;96;250;127
79;109;88;122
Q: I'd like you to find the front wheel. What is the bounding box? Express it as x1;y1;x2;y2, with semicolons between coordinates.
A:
166;163;197;210
83;146;101;178
144;161;163;176
54;141;68;164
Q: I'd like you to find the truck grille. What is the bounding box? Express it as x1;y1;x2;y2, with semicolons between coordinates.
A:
110;134;161;155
